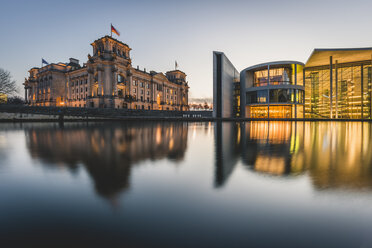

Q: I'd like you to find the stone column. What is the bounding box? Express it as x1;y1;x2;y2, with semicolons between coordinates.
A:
113;71;118;96
104;65;112;97
66;77;70;106
113;69;118;108
98;67;103;96
150;78;154;109
87;67;94;97
163;83;166;107
24;87;28;103
128;71;133;109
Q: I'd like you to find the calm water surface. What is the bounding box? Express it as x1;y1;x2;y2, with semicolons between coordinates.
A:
1;121;372;247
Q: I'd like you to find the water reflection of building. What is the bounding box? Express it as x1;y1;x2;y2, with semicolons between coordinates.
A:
25;122;188;199
303;122;372;190
215;121;372;190
214;122;241;187
241;122;305;176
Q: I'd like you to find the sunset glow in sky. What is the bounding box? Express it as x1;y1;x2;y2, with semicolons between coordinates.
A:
1;0;372;98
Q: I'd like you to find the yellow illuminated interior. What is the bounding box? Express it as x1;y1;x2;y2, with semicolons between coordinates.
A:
250;105;292;118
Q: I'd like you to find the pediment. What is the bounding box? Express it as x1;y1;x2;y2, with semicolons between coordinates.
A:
153;73;168;81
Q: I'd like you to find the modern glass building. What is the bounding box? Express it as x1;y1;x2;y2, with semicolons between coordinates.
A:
240;61;305;118
305;48;372;119
213;47;372;119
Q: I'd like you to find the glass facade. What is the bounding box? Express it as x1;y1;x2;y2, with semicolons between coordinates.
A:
269;67;292;85
254;70;269;87
245;63;305;119
250;106;268;118
249;105;297;118
233;81;240;117
246;89;304;118
239;49;372;119
252;64;304;87
269;89;295;103
247;89;304;104
269;105;292;118
305;62;372;119
297;64;304;86
246;90;268;104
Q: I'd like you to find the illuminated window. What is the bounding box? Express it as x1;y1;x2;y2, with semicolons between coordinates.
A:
254;70;268;87
250;106;268;118
269;89;295;103
269;105;292;118
247;90;267;104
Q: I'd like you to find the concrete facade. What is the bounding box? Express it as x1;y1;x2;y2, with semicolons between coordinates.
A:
213;51;239;118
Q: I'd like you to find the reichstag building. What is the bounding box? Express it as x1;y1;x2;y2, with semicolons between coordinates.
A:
24;36;189;110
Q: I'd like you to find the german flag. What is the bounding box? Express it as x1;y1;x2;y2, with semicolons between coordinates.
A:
111;24;120;36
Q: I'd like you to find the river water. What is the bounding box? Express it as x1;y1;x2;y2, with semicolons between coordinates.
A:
1;121;372;247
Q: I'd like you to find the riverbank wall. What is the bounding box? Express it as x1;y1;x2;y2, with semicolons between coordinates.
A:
0;105;213;122
1;105;372;122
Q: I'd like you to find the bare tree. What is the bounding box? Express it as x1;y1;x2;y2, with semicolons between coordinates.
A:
0;68;18;97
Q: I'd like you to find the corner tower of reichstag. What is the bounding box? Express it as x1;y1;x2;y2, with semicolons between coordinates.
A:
24;36;189;110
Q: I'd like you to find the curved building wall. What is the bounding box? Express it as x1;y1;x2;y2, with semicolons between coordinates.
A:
240;61;305;118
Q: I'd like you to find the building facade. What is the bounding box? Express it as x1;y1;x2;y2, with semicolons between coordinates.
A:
240;61;305;118
214;47;372;119
0;93;7;104
213;52;239;118
305;48;372;119
24;36;189;110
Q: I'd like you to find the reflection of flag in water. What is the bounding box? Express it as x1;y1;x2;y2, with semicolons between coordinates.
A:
42;58;49;65
111;24;120;36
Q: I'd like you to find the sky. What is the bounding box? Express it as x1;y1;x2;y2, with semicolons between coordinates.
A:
1;0;372;98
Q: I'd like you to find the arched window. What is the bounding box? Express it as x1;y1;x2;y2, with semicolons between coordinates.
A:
118;74;125;84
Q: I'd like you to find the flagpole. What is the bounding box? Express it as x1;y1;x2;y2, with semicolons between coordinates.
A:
110;23;112;37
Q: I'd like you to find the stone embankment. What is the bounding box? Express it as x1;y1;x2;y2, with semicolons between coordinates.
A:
0;105;213;122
